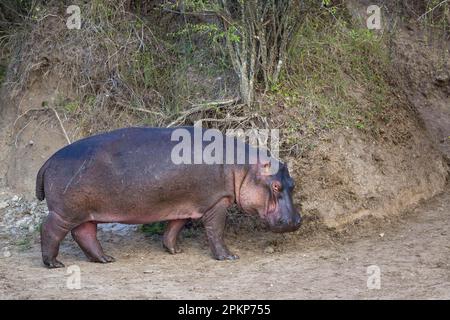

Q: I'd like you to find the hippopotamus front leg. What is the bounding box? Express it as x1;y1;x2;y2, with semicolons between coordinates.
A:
163;219;187;254
202;198;239;261
71;221;115;263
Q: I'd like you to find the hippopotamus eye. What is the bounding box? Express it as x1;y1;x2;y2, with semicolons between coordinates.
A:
272;181;282;193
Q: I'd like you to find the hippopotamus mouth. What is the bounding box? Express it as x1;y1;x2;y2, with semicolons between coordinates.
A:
264;206;302;233
268;220;302;233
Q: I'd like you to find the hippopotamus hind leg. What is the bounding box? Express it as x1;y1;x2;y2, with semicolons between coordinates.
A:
163;219;187;254
41;211;75;268
71;222;115;263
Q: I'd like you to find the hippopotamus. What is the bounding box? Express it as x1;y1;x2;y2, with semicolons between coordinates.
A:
36;126;301;268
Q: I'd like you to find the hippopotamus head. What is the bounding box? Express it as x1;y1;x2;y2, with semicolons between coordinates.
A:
238;160;302;233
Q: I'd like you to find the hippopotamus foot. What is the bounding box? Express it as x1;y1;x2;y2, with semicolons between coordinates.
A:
202;198;239;261
164;245;182;255
41;211;74;268
163;219;187;254
71;221;115;263
215;252;239;261
95;254;116;263
45;259;65;269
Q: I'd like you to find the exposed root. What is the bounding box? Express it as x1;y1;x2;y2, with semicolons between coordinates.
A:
167;98;239;127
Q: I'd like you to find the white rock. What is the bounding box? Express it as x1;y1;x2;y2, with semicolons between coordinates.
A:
16;217;31;228
0;201;9;209
3;248;11;258
264;246;275;254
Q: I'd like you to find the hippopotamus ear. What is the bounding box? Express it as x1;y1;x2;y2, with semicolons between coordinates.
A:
259;161;272;176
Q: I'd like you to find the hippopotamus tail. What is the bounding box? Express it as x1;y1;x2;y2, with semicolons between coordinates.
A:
36;159;50;201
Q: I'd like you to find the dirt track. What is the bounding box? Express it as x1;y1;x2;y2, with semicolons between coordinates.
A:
0;189;449;300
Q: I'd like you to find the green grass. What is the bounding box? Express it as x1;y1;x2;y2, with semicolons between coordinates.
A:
141;222;167;236
141;221;202;238
280;11;395;134
3;0;399;147
421;0;450;31
16;237;32;251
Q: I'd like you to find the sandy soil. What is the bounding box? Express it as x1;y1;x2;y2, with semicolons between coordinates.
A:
0;189;449;300
0;1;449;301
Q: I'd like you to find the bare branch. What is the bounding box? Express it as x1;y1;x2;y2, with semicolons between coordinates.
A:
417;0;449;20
167;98;239;127
13;107;71;145
50;108;71;144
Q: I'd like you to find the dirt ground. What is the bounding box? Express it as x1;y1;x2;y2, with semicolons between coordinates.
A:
0;188;448;300
0;1;449;301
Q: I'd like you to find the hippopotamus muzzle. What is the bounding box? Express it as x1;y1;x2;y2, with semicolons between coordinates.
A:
268;212;302;233
268;210;302;233
264;190;302;233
